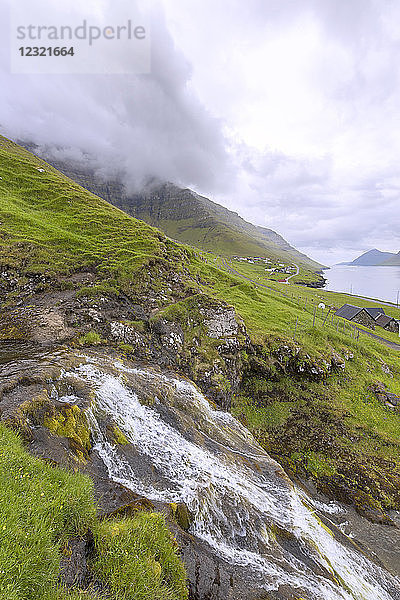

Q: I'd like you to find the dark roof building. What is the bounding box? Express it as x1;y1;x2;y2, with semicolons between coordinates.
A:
365;307;386;319
375;313;399;333
335;304;361;319
335;304;398;332
334;304;376;329
375;314;392;328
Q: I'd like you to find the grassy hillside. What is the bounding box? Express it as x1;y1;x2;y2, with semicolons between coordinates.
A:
25;150;323;272
182;254;400;513
1;136;400;591
0;136;188;284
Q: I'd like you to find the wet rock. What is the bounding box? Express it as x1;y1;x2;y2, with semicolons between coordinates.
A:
85;455;144;518
59;532;94;588
170;502;193;531
173;526;273;600
106;495;155;519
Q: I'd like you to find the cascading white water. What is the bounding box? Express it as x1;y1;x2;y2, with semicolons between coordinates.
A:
58;356;400;600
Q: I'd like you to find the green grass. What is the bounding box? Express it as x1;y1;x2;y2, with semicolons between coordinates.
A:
184;254;400;508
0;423;188;600
93;514;188;600
0;423;95;600
1;135;400;511
0;136;187;288
77;331;103;346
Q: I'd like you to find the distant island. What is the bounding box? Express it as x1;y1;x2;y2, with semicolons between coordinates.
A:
338;248;400;266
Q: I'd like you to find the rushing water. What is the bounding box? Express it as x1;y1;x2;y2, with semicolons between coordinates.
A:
55;355;400;600
324;265;400;305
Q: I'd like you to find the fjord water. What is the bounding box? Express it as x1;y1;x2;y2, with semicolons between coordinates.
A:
324;265;400;304
58;356;400;600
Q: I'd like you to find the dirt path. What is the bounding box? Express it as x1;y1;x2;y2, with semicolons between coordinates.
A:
285;263;299;282
353;326;400;351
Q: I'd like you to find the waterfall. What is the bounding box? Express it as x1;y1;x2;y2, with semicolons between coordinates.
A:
58;356;400;600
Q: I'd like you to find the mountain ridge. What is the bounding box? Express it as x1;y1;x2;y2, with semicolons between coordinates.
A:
382;251;400;266
339;248;399;266
19;144;324;271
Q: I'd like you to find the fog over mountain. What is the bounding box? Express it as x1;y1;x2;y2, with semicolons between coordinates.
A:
1;0;400;265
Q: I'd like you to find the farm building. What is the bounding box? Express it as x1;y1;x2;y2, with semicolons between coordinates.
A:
334;304;376;329
335;304;399;333
375;313;399;333
364;307;386;320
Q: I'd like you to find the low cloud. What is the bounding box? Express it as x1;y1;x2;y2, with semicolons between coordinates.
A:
1;0;400;264
0;0;231;192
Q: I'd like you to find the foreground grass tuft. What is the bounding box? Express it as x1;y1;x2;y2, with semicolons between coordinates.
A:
0;424;188;600
93;514;188;600
0;423;95;600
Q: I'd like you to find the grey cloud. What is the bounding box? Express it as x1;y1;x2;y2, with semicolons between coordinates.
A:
1;0;400;265
227;145;400;263
0;0;231;192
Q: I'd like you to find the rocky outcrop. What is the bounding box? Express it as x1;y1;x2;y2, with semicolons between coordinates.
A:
368;382;400;410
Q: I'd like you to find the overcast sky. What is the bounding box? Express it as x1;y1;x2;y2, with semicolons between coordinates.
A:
1;0;400;265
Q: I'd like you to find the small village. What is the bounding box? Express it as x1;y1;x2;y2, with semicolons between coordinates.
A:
231;256;399;335
232;256;296;276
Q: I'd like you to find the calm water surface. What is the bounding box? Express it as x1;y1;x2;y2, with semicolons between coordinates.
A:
324;265;400;304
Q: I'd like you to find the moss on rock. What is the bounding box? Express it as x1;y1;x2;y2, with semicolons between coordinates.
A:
170;502;193;531
112;426;129;446
44;404;91;461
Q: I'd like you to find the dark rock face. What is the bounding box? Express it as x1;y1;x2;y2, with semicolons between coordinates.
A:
368;382;400;410
59;533;95;589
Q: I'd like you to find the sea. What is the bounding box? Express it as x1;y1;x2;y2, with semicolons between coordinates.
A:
323;265;400;305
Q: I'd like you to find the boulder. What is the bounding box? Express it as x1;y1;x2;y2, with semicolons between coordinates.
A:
368;382;400;409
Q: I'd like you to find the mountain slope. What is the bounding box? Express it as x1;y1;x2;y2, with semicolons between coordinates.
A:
0;136;190;289
382;251;400;266
23;151;323;270
342;249;398;266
